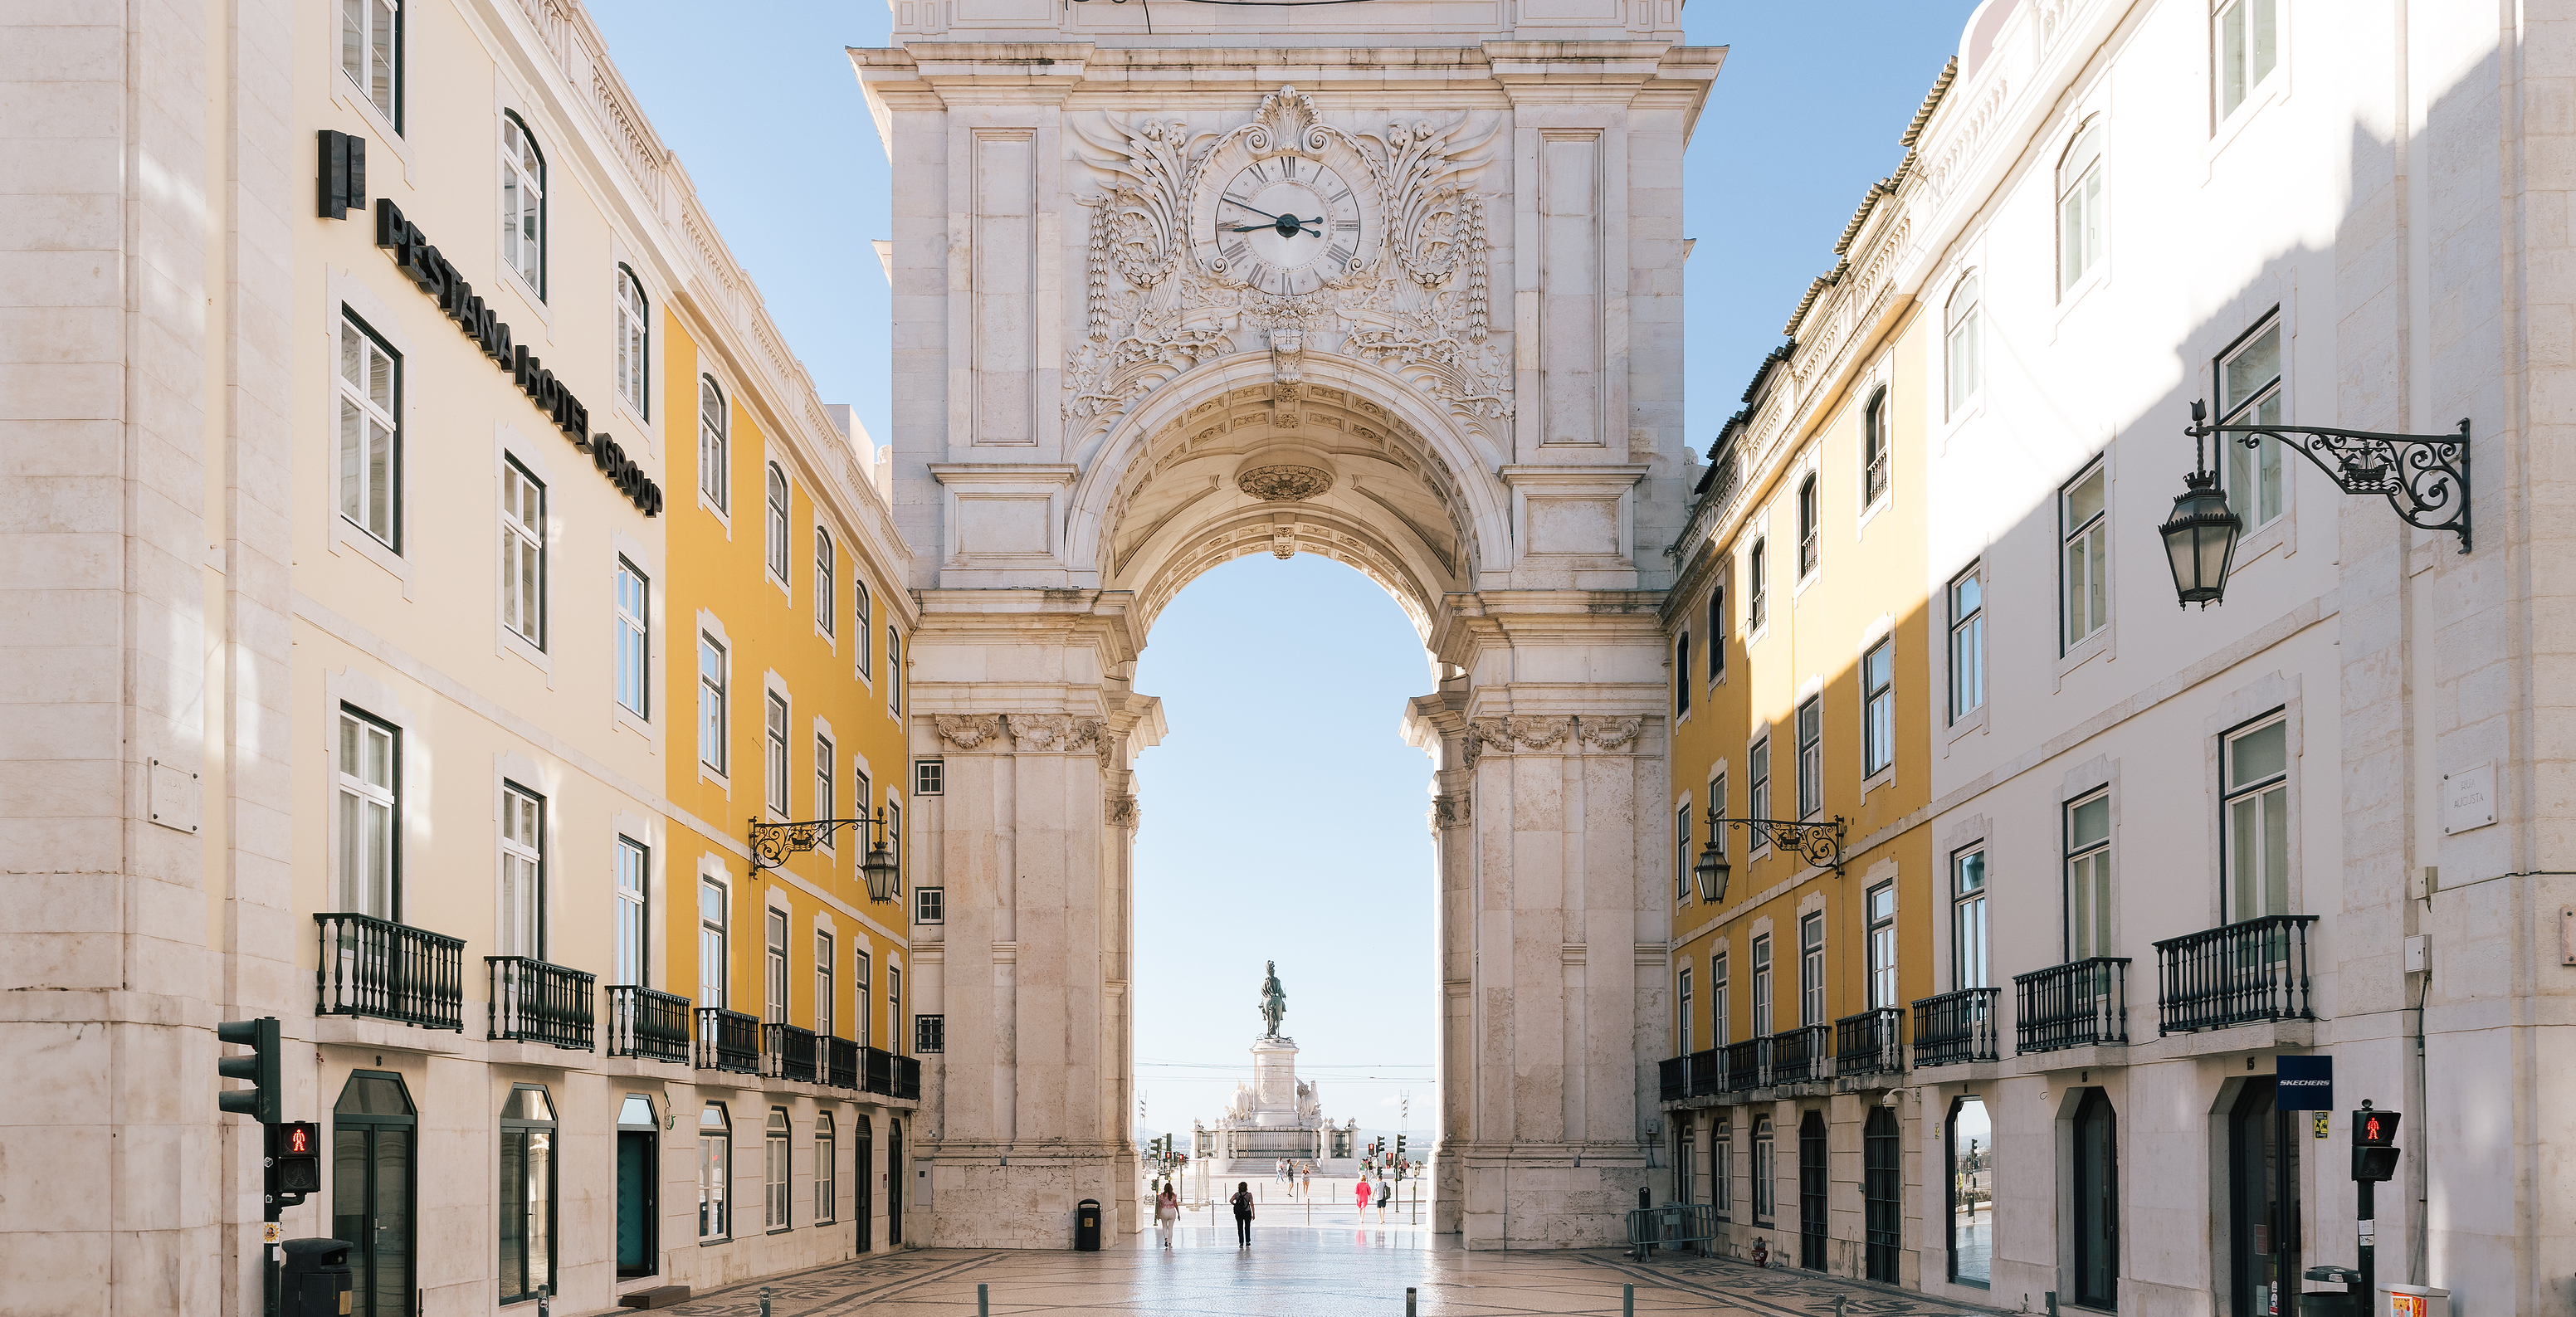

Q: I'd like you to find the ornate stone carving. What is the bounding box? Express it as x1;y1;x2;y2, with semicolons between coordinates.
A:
1237;465;1333;502
1064;718;1110;758
1578;716;1644;751
1106;794;1140;827
1462;715;1576;763
1005;713;1074;749
1431;792;1471;830
934;714;1003;749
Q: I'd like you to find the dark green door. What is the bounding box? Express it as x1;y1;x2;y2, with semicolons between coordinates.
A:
332;1072;414;1317
2074;1089;2120;1309
617;1132;653;1273
854;1121;873;1252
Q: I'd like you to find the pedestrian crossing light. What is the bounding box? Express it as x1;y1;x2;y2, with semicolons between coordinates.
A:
267;1120;322;1207
217;1017;281;1124
2350;1104;2402;1183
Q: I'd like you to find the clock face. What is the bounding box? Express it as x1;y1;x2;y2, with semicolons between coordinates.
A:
1208;155;1364;297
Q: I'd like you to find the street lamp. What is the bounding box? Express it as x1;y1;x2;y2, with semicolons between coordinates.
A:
747;807;904;903
1690;811;1847;905
2158;402;2242;608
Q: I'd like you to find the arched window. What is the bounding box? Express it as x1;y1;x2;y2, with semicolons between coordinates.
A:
613;266;648;418
766;464;791;583
698;1102;731;1241
500;112;546;297
333;1071;415;1316
1674;633;1691;716
1945;272;1981;414
764;1109;792;1229
498;1085;557;1303
815;1111;837;1225
1797;474;1820;578
1862;388;1890;507
699;377;728;512
2058;119;2105;293
815;526;836;637
855;580;873;678
1707;580;1724;683
1751;1115;1776;1226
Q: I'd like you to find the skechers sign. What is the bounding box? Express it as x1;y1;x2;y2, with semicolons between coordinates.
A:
374;198;663;516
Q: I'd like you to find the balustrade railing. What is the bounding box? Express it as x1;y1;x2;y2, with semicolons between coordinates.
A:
2013;958;2131;1053
763;1022;817;1083
1687;1048;1721;1098
694;1007;759;1074
485;957;594;1050
1769;1024;1831;1085
314;913;466;1032
2154;915;2319;1035
1722;1038;1766;1091
1658;1056;1688;1104
894;1055;922;1101
1833;1007;1904;1076
606;986;690;1062
1910;988;2001;1067
825;1036;861;1089
862;1046;895;1096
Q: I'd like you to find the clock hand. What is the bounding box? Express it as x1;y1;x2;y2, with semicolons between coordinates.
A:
1219;197;1288;223
1224;219;1324;234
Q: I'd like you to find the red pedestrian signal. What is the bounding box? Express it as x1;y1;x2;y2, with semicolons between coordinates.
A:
267;1120;322;1205
2350;1106;2402;1182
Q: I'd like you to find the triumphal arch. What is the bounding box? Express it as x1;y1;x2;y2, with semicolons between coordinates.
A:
854;1;1718;1248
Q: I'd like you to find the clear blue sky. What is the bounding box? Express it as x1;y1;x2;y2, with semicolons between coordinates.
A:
588;0;1979;1135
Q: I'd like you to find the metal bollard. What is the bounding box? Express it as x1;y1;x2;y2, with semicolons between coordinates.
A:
1622;1282;1634;1317
537;1284;551;1317
760;1285;773;1317
978;1282;990;1317
1405;1286;1417;1317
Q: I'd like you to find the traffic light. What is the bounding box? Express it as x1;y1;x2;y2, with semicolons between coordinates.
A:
2351;1106;2403;1182
1396;1134;1408;1162
217;1017;281;1124
268;1121;322;1207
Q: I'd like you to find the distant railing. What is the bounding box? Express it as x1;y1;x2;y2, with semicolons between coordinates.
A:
606;986;690;1062
486;957;595;1050
862;1046;895;1096
1658;1056;1688;1104
1833;1007;1904;1076
2013;958;2131;1053
1769;1024;1831;1085
1911;988;2001;1067
1687;1048;1722;1098
694;1007;759;1074
1722;1038;1767;1091
314;913;466;1032
894;1054;921;1101
763;1022;817;1084
2154;915;2320;1035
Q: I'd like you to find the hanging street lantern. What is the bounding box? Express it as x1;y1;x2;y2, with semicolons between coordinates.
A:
861;840;903;905
1691;841;1730;905
2159;403;2243;607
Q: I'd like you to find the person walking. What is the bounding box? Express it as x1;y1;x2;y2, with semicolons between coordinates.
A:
1231;1181;1256;1246
1355;1176;1373;1217
1376;1176;1393;1222
1154;1185;1181;1249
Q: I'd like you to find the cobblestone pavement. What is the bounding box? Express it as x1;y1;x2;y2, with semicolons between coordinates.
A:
644;1227;2016;1317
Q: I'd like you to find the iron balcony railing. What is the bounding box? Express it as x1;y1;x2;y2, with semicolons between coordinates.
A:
1687;1048;1722;1098
862;1046;895;1096
1769;1024;1830;1085
2013;957;2131;1053
605;986;690;1062
825;1035;861;1089
763;1022;817;1083
894;1054;922;1100
1833;1007;1905;1076
1910;988;2001;1067
2154;915;2320;1035
314;912;466;1032
1722;1038;1766;1091
694;1007;759;1074
1658;1056;1688;1104
486;957;595;1050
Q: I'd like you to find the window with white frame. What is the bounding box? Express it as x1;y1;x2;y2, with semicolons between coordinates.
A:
2058;120;2105;293
500;112;545;297
2223;714;2291;921
915;1013;944;1054
339;0;400;125
500;458;544;648
1952;847;1988;990
1949;564;1984;721
764;692;789;817
1796;696;1822;819
336;708;399;919
1676;802;1694;903
1946;273;1981;414
1748;540;1769;630
697;1103;729;1241
887;965;902;1054
2066;791;2113;959
766;464;791;584
1713;1114;1732;1217
815;930;836;1040
1866;882;1897;1009
1711;946;1730;1047
2220;319;2286;529
814;734;834;832
915;887;944;925
699;880;727;1009
815;527;836;637
499;783;543;958
338;313;400;549
1752;1115;1775;1226
764;1109;790;1229
1798;911;1826;1026
699;377;728;513
1862;639;1894;778
698;633;727;774
1675;633;1691;718
886;799;901;885
615;836;647;986
764;909;788;1025
854;949;872;1048
887;629;902;715
855;581;873;678
1748;737;1771;830
2215;0;2280;120
1678;966;1694;1053
2061;464;2110;649
814;1112;837;1224
614;558;649;718
1862;389;1890;508
613;266;648;419
1750;934;1773;1037
1708;578;1725;685
1797;475;1820;578
914;760;944;796
1708;773;1726;861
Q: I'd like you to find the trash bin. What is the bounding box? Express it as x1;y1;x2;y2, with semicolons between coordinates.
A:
1075;1197;1102;1251
2377;1285;2449;1317
278;1237;353;1317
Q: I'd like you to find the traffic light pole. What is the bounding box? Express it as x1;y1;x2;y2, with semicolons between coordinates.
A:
2355;1177;2374;1304
265;1191;282;1317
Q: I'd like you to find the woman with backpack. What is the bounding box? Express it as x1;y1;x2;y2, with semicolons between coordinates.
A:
1154;1184;1182;1249
1231;1180;1256;1246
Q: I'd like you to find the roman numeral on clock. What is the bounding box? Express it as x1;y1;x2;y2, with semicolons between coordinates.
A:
1242;261;1271;290
1327;244;1353;266
1333;220;1359;232
1221;239;1248;263
1279;156;1298;178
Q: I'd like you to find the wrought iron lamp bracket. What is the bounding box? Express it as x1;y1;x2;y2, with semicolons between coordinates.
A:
1705;812;1848;878
747;816;866;873
2187;411;2471;553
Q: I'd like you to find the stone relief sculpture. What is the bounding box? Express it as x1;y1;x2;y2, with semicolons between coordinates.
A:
933;714;1003;749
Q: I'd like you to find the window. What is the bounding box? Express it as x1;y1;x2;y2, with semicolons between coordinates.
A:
1949;565;1984;720
1674;633;1691;717
339;0;400;125
2061;463;2109;649
336;709;399;919
1678;967;1694;1053
1708;774;1726;861
699;377;729;512
498;1086;556;1304
1797;475;1820;578
698;880;727;1009
764;692;789;818
697;1103;730;1241
1750;934;1773;1037
1675;802;1694;903
815;527;836;636
698;634;727;773
2066;791;2113;959
1748;738;1772;832
764;908;788;1025
500;459;544;648
614;559;649;718
814;1113;837;1225
1953;848;1988;990
1862;640;1894;778
1707;580;1725;684
1798;911;1825;1027
1945;273;1981;414
2216;0;2280;120
2220;319;2286;529
764;1110;791;1231
338;314;400;549
887;799;902;885
914;760;944;796
2058;120;2105;293
613;266;648;418
1948;1096;1993;1285
499;783;543;958
1752;1115;1776;1226
1713;1115;1732;1219
1748;541;1769;631
887;628;902;715
766;465;791;584
815;735;835;833
2223;715;2291;920
915;888;945;925
816;931;836;1039
888;965;902;1053
1866;883;1897;1009
1862;389;1890;507
1711;947;1730;1048
855;950;872;1048
1795;697;1822;819
855;582;873;678
614;837;647;986
915;1014;945;1053
500;113;545;297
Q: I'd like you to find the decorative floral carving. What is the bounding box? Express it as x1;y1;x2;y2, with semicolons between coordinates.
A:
1578;716;1644;751
1462;715;1576;762
1106;794;1140;827
1237;465;1334;501
934;714;1003;749
1431;792;1471;830
1005;714;1074;749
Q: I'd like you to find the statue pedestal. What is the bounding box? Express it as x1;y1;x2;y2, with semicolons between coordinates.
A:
1208;1035;1354;1172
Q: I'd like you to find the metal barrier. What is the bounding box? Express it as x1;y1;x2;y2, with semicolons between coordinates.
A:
1622;1202;1724;1258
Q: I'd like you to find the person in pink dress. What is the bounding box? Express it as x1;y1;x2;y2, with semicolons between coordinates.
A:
1355;1177;1373;1217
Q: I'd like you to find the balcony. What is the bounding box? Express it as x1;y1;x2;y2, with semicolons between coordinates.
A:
763;1022;817;1083
606;986;691;1063
894;1054;922;1101
694;1007;759;1074
1911;988;2001;1067
1721;1038;1766;1091
1769;1023;1830;1085
2154;915;2319;1035
2013;958;2131;1053
485;957;595;1050
862;1046;895;1096
314;913;466;1032
1658;1056;1688;1104
1687;1048;1722;1098
1833;1007;1905;1078
825;1035;861;1089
